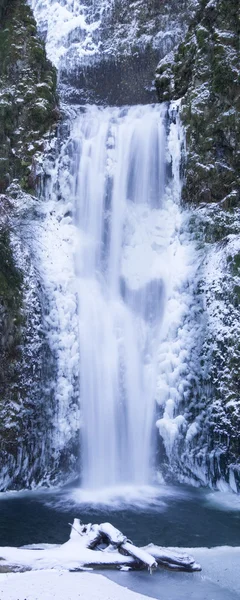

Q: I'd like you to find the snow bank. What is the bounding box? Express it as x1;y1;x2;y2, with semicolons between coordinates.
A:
0;570;155;600
0;547;240;600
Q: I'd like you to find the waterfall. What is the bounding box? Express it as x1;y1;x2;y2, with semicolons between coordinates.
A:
28;0;200;494
73;105;166;488
29;99;199;493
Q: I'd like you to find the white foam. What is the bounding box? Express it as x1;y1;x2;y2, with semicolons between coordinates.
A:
205;490;240;512
46;481;190;511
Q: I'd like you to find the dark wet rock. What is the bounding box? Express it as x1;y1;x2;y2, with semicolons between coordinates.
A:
156;0;240;206
0;0;58;193
0;1;60;490
155;0;240;491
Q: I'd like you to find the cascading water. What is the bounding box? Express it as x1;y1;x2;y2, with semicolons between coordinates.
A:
74;105;166;489
30;98;199;494
27;0;200;494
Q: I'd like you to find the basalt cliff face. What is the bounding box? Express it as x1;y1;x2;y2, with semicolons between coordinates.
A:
31;0;198;105
156;0;240;490
0;0;59;489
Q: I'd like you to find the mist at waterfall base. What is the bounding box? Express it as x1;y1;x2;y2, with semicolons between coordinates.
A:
0;483;240;549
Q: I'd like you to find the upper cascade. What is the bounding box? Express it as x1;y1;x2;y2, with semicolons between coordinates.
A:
29;0;199;105
29;0;103;68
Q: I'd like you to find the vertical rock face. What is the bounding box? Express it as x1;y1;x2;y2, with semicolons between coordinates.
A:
0;0;58;192
0;0;59;490
0;194;55;490
156;0;239;206
156;0;240;491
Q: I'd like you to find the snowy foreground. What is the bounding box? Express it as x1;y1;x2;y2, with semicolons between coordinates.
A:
0;571;155;600
0;547;240;600
0;521;239;600
0;520;200;573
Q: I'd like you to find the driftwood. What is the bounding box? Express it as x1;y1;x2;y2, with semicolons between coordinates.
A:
69;519;201;573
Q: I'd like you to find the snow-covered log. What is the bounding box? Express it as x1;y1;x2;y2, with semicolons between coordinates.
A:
143;544;200;571
96;523;157;571
98;523;128;546
68;520;201;573
120;541;157;572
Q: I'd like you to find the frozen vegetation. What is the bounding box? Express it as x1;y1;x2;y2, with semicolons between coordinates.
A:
0;0;239;498
156;0;240;489
29;0;199;104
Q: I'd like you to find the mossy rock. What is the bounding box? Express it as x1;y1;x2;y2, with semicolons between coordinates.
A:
156;0;240;207
0;0;58;192
155;0;240;488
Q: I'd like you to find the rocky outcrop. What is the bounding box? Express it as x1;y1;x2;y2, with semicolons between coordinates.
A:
156;0;240;491
156;0;239;206
0;0;58;192
70;0;199;105
0;189;56;490
171;209;240;492
33;0;199;105
0;0;59;490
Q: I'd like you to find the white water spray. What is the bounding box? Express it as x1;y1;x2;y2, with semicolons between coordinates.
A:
26;0;202;495
71;104;166;489
31;98;198;493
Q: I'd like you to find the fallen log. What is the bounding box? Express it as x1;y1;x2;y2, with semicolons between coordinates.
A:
143;544;201;571
121;541;157;572
68;520;201;573
98;523;128;546
97;523;157;572
69;520;103;550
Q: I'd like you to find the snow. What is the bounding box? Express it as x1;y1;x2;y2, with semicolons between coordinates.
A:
0;530;132;572
0;546;240;600
0;570;156;600
28;0;101;67
31;200;80;451
28;0;114;71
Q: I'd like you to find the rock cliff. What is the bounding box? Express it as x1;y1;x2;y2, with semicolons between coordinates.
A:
0;0;58;489
156;0;240;490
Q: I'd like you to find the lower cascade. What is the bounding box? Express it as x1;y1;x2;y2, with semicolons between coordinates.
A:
46;102;192;491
